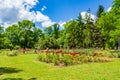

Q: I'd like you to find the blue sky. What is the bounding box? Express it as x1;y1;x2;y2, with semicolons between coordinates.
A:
33;0;113;22
0;0;113;28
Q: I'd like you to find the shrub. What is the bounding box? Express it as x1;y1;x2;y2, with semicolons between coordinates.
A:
111;52;118;58
118;52;120;58
78;55;88;63
88;56;94;62
93;57;99;62
7;50;19;56
38;54;43;61
46;53;54;63
53;59;59;66
82;56;89;63
62;55;73;66
14;45;20;50
38;54;47;62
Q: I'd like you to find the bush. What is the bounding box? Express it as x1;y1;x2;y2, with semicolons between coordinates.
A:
46;53;54;63
7;50;19;56
38;54;43;61
88;56;94;62
14;45;20;50
62;55;73;66
53;59;59;66
118;52;120;58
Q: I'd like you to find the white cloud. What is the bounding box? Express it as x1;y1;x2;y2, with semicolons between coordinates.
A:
107;7;112;12
81;12;96;21
59;21;66;28
0;0;54;28
41;6;47;11
42;21;55;28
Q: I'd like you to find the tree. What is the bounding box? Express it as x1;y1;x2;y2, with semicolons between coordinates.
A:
97;12;117;49
64;20;82;48
6;24;20;46
83;9;94;48
5;20;42;50
94;5;105;48
18;20;37;49
44;26;53;35
56;29;66;48
97;5;104;18
76;13;84;47
52;24;60;39
33;28;42;43
97;0;120;49
44;23;60;39
38;34;59;49
0;26;5;49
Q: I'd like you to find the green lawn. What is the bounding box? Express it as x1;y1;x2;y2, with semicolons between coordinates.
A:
0;51;120;80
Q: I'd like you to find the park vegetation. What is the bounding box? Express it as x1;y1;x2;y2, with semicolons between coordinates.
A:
1;0;120;79
0;0;120;50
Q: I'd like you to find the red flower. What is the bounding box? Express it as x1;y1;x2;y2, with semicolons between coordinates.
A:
59;49;62;53
93;53;97;57
71;51;77;57
55;49;63;54
45;48;49;53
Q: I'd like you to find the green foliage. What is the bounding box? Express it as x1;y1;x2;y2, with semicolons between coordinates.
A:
7;50;19;56
118;52;120;58
0;26;6;49
53;59;59;66
1;0;120;50
44;23;60;39
96;0;120;49
5;20;42;49
97;5;104;18
38;35;59;49
64;20;83;48
14;45;20;50
62;55;73;66
38;49;112;66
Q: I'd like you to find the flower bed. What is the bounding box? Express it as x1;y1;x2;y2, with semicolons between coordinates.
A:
38;49;112;66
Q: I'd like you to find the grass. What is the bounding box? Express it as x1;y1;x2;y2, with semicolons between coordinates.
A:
0;50;120;80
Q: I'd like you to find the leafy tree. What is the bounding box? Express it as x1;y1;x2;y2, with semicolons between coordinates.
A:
76;13;84;47
44;26;53;35
97;0;120;49
18;20;35;49
41;23;60;49
44;23;60;39
83;9;94;48
97;5;104;18
5;20;42;50
94;5;105;48
6;24;20;47
0;26;5;49
38;35;59;49
1;0;120;50
64;20;82;48
33;28;42;43
52;24;60;39
57;30;66;48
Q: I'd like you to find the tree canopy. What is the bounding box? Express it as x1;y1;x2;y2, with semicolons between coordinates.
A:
0;0;120;50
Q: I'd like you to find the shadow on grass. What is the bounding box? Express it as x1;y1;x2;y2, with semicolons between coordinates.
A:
2;78;24;80
2;77;37;80
0;67;22;75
